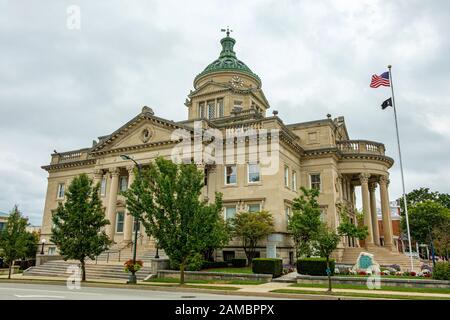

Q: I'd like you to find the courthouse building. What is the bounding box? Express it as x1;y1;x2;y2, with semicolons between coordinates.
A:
39;32;409;266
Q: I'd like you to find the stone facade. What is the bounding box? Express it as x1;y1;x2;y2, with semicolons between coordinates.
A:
39;33;396;264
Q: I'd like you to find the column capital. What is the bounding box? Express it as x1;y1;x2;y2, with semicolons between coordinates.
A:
359;172;371;184
126;165;135;175
379;175;389;186
109;167;120;177
93;169;103;179
369;182;377;192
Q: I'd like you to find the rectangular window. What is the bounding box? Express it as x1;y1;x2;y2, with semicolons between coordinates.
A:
0;222;5;232
57;183;65;199
48;247;56;255
223;251;235;262
292;171;297;191
217;98;224;117
248;204;261;212
284;166;289;187
310;173;321;191
119;176;128;192
225;165;237;185
225;206;236;220
248;163;260;183
320;209;327;222
100;177;107;196
198;102;205;118
207;100;215;119
285;206;291;219
116;212;124;233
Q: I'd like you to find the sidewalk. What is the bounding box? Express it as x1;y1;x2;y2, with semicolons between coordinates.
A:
2;274;449;299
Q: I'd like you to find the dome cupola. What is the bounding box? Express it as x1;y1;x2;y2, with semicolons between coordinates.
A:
194;29;261;87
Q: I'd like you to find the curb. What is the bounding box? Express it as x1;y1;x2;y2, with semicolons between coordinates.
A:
0;278;372;300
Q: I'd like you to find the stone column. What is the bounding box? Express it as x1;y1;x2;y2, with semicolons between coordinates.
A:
359;173;374;246
337;174;343;201
106;167;120;241
369;182;380;246
93;169;103;188
379;175;394;250
123;166;135;243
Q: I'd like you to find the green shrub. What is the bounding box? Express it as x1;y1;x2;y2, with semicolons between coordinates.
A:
252;258;283;278
432;262;450;280
202;261;229;269
297;258;335;276
169;253;204;271
231;258;247;268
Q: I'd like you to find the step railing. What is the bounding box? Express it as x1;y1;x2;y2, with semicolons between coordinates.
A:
95;233;145;263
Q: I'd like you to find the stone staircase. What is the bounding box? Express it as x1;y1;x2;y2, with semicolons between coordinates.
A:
24;240;167;280
23;260;152;280
340;247;423;271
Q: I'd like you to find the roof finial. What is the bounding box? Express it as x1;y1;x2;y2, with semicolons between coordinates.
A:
220;26;233;37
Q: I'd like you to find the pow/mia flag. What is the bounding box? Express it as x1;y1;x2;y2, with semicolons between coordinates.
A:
381;98;392;110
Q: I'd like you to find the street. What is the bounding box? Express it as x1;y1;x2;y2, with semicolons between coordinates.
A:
0;282;290;300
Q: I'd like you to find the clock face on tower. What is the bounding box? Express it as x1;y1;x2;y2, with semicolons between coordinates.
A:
230;75;244;89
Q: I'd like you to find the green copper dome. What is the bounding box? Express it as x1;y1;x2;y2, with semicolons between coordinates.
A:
194;35;261;85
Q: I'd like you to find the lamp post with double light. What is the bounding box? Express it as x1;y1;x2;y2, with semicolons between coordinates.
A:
120;154;142;284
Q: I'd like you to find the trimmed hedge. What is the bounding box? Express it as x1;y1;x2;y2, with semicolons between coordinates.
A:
231;258;247;268
202;261;229;269
252;258;283;278
297;258;335;276
432;262;450;280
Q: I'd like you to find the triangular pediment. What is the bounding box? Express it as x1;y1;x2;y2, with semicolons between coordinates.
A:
91;110;191;153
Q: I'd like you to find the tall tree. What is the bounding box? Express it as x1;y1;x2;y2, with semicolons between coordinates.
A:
51;174;112;281
398;188;450;215
123;157;229;285
0;205;29;279
231;211;274;266
314;224;340;292
336;204;368;242
287;187;322;258
433;219;450;260
401;200;450;245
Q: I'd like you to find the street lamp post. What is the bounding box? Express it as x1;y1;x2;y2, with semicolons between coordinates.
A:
120;154;142;285
40;239;46;255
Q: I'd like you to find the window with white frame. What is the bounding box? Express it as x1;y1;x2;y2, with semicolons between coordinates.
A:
310;173;321;191
285;206;291;227
100;177;107;196
116;212;124;233
292;171;297;191
224;206;236;220
57;183;65;199
248;163;260;183
320;208;327;222
248;203;261;212
48;247;56;255
284;166;289;187
198;102;205;118
217;98;224;117
207;100;215;119
119;176;128;192
225;165;237;185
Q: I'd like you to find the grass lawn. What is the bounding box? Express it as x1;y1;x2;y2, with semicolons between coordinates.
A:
336;274;429;280
202;267;254;274
271;289;448;300
290;283;450;294
144;277;263;285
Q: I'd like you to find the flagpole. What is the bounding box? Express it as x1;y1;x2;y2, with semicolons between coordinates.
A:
388;65;414;272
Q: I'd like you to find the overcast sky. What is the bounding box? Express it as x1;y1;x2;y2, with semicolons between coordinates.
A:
1;0;449;225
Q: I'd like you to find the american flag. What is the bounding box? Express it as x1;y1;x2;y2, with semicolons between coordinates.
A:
370;71;390;88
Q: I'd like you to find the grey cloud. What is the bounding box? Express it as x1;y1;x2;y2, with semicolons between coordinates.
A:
0;0;449;225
